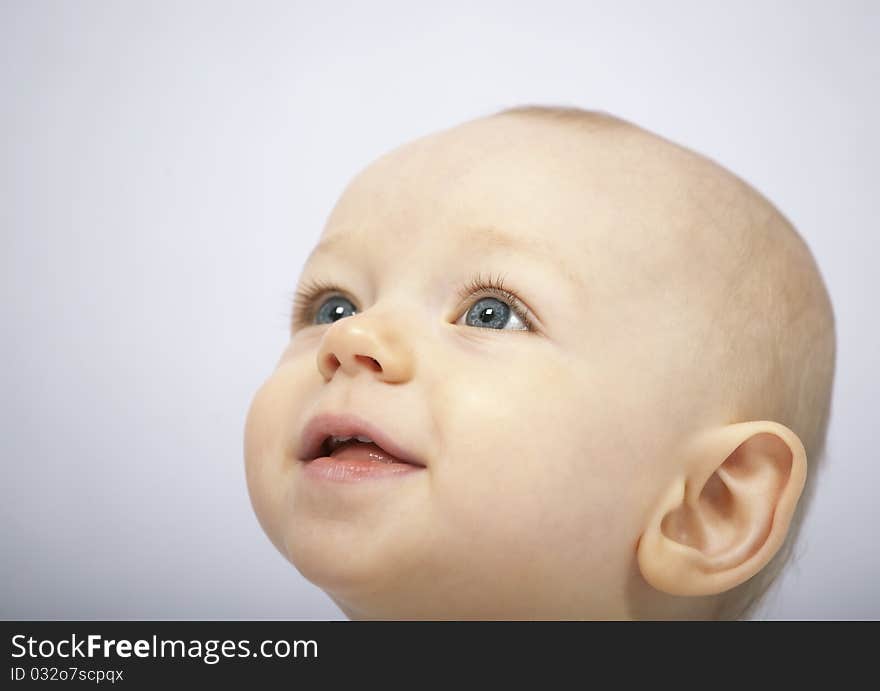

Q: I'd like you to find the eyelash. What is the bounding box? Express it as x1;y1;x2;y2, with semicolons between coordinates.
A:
289;271;536;332
455;272;536;331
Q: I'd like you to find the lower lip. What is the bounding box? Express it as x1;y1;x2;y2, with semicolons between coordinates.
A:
301;446;425;483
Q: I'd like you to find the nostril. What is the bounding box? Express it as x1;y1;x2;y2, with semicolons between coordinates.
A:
356;355;381;372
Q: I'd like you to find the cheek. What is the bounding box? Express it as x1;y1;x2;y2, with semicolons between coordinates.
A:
433;359;611;539
243;372;298;556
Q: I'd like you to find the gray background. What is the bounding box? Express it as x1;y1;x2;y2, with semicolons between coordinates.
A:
2;0;877;620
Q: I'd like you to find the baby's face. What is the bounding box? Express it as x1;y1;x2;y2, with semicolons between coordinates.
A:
245;115;720;618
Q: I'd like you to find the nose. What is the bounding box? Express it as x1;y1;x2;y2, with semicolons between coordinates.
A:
316;310;414;384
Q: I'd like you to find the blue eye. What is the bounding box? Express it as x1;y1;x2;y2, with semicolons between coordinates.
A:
314;295;357;324
459;296;526;331
455;272;532;331
290;272;535;332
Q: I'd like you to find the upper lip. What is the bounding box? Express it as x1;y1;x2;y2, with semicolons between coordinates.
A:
297;412;426;466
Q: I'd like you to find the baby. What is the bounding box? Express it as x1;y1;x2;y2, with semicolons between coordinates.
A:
244;105;836;620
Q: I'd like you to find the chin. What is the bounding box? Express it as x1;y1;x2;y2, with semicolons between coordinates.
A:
282;521;412;597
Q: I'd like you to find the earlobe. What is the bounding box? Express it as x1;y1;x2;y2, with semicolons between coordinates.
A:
636;421;807;597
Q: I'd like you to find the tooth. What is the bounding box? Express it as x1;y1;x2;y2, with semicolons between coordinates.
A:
355;435;373;443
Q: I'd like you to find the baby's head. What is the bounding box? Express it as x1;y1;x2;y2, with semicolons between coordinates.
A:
244;106;836;619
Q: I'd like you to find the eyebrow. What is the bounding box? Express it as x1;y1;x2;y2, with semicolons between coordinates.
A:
460;225;554;256
307;225;585;292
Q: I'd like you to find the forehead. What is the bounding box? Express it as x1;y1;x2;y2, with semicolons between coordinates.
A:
309;116;714;297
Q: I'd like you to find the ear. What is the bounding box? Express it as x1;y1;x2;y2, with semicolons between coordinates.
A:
636;421;807;597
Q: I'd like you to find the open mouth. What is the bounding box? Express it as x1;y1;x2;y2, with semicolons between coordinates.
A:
298;413;427;468
317;435;411;464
